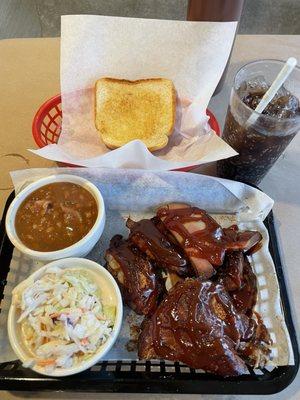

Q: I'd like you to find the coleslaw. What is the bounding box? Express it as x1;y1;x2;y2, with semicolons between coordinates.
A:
14;267;115;372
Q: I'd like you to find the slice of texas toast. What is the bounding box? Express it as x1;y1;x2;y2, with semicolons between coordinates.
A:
95;78;176;151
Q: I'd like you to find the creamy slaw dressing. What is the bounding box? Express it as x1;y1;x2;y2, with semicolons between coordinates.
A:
13;267;116;372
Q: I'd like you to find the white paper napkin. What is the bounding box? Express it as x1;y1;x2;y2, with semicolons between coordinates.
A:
31;15;238;169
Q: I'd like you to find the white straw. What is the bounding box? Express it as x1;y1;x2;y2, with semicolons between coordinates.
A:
245;57;298;127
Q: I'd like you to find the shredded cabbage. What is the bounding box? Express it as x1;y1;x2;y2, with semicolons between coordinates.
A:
15;268;115;371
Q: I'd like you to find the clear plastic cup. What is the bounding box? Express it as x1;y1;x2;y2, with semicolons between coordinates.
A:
217;59;300;185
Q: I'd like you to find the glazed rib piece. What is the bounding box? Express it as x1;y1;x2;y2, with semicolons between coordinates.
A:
152;216;194;279
223;225;263;253
139;279;248;376
138;279;271;376
217;251;245;292
238;312;272;369
126;217;189;276
230;255;258;315
216;251;258;315
105;235;162;316
157;204;263;279
156;204;226;279
151;216;181;248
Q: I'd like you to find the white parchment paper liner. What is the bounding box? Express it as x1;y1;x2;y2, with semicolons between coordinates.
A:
30;15;238;169
0;168;294;368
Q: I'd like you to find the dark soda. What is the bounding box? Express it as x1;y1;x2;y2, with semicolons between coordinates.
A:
217;80;300;185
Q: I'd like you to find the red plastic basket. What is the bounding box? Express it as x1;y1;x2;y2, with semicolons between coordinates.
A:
32;94;220;171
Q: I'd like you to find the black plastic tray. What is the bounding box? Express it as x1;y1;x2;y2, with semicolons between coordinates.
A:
0;191;299;394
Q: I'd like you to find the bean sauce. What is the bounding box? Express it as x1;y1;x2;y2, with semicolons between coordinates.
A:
15;182;98;252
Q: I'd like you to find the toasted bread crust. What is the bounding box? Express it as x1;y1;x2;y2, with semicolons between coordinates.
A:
94;77;176;151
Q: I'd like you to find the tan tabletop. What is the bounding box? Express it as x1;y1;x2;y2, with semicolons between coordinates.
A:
0;35;300;399
0;38;59;215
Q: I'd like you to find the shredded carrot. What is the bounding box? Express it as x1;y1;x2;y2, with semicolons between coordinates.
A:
80;338;89;346
37;359;56;366
50;312;69;319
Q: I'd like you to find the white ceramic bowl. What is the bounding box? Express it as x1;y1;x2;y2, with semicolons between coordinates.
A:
8;257;123;377
5;174;105;261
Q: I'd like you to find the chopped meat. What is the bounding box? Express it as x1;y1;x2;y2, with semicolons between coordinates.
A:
105;235;162;316
138;279;271;376
126;218;189;276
